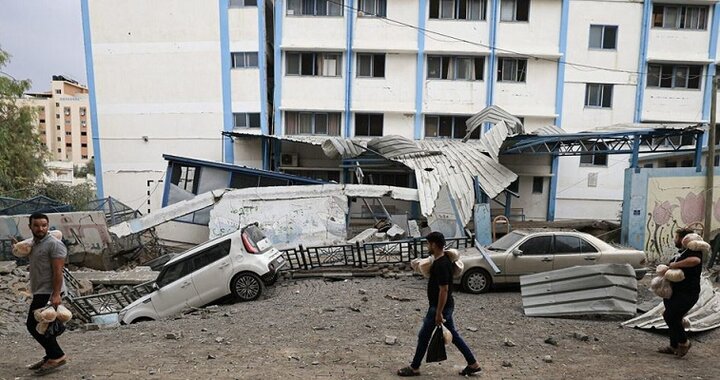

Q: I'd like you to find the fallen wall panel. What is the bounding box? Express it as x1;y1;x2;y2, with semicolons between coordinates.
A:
520;264;638;317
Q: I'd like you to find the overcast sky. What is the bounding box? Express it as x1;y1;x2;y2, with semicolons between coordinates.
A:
0;0;86;92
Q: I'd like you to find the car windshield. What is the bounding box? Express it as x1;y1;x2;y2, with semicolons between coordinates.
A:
487;231;526;251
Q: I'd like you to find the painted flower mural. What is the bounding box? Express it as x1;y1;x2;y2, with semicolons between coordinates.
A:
677;192;705;225
652;201;677;226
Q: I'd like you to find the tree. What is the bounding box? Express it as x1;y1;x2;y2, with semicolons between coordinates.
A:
31;182;96;211
0;48;47;194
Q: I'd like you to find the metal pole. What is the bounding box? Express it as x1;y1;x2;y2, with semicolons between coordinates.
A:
704;74;718;242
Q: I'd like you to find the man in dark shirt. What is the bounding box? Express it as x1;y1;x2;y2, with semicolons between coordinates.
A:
397;232;482;377
659;228;703;358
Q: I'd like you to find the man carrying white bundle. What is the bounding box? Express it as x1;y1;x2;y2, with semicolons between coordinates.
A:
11;212;68;375
658;228;705;358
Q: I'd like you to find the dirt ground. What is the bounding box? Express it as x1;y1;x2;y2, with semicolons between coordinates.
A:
0;276;717;380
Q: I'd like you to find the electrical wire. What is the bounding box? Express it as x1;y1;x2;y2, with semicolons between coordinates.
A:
325;0;715;79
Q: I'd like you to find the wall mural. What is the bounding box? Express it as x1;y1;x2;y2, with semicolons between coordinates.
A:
644;177;720;262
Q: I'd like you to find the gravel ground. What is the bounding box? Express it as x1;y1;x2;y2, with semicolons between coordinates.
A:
0;276;718;380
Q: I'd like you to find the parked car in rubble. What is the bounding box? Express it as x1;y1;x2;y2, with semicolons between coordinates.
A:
119;224;286;324
456;229;648;294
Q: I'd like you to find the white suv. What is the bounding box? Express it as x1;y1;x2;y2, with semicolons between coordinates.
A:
119;224;286;324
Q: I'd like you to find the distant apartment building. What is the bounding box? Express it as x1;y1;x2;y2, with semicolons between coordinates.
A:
84;0;720;221
21;75;93;165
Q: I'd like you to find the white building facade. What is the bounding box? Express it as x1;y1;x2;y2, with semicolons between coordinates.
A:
85;0;720;221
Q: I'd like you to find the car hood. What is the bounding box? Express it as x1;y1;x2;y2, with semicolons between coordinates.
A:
120;292;155;313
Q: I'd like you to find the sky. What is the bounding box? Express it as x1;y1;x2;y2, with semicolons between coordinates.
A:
0;0;87;92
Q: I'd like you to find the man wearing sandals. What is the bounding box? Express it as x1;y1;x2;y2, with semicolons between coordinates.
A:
397;232;482;377
658;228;703;358
14;213;68;375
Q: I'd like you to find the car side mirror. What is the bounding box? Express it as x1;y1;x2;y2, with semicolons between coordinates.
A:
152;283;160;290
512;249;523;257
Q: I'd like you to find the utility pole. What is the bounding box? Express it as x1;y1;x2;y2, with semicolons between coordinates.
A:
704;73;718;242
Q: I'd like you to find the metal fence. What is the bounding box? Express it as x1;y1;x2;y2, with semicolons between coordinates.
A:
281;236;475;271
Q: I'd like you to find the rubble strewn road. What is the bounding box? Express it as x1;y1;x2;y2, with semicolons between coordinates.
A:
1;276;718;379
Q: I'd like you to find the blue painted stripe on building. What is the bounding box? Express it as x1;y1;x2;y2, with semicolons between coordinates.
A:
414;0;428;140
547;156;559;221
219;0;234;163
702;3;720;121
634;0;653;123
486;0;499;108
274;0;284;137
344;1;355;138
80;0;104;199
554;0;569;127
257;1;270;169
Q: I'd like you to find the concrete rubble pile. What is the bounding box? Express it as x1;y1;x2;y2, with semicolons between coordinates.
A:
0;262;32;335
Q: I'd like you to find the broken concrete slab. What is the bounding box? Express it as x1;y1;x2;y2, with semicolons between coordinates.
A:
347;228;379;245
0;261;17;275
386;225;406;240
70;270;158;286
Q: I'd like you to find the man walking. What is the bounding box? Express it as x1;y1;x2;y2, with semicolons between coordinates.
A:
658;228;704;358
397;232;482;377
14;213;68;375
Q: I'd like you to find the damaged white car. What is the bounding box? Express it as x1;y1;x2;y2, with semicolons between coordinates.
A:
119;224;286;324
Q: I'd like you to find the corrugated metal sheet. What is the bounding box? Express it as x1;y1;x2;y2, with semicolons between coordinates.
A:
621;277;720;332
321;138;365;159
464;105;525;141
520;264;638;317
532;125;566;136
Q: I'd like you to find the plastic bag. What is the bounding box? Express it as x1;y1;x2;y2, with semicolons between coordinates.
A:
43;320;66;338
650;276;672;299
426;326;447;363
441;324;453;345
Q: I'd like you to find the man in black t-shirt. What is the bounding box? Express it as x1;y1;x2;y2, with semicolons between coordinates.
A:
659;228;703;358
397;232;482;377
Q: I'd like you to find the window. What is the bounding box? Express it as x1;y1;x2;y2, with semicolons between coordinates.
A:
500;0;529;22
81;143;88;148
653;5;708;30
554;236;597;254
532;177;544;194
429;0;486;20
55;89;61;94
580;143;608;166
81;121;87;127
285;111;341;135
585;84;613;108
55;102;59;107
229;0;257;6
80;108;86;116
39;119;46;123
425;115;479;139
156;260;192;288
57;137;61;142
191;240;231;271
286;0;343;16
519;236;552;255
354;171;410;187
64;107;71;116
233;112;261;128
56;114;60;119
81;131;87;136
56;125;61;130
647;64;702;89
286;52;342;77
427;56;484;80
357;54;385;78
82;155;88;159
65;143;72;147
65;131;72;136
359;0;387;17
589;25;617;49
231;52;259;68
171;165;200;193
57;148;61;153
643;163;654;168
497;58;527;82
355;113;384;136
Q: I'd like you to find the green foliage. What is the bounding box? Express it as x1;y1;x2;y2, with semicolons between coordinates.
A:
74;160;95;178
0;48;48;193
31;182;96;211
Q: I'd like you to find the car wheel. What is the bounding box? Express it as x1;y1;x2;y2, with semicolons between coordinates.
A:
131;317;154;324
231;272;263;302
462;268;492;294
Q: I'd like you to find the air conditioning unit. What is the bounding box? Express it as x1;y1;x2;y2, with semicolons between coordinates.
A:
281;153;299;167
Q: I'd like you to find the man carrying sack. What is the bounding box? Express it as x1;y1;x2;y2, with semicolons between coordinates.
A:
397;232;482;377
12;212;69;375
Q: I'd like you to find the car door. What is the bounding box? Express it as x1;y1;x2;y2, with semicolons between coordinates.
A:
552;234;601;270
190;239;234;305
503;235;554;282
151;259;200;318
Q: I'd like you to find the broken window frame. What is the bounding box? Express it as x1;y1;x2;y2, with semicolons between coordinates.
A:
424;115;478;139
171;164;201;194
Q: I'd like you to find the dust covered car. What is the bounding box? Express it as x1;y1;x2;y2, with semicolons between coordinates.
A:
456;230;648;294
119;224;285;324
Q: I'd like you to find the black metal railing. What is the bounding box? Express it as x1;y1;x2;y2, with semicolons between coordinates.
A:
280;236;474;271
